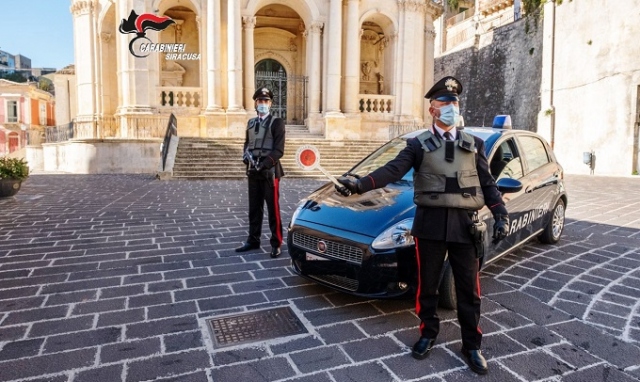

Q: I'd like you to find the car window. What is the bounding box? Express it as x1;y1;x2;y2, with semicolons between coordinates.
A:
490;139;524;180
350;138;414;181
519;136;550;173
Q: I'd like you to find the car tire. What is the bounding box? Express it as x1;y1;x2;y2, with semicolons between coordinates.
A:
538;199;565;244
438;261;456;310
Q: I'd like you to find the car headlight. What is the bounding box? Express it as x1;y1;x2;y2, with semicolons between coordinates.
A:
289;199;307;228
371;218;414;250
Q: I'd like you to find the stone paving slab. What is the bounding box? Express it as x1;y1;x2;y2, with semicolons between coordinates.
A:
0;174;639;381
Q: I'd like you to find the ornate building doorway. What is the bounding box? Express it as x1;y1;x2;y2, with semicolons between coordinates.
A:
255;59;307;124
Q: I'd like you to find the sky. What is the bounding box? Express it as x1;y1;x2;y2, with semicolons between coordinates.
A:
0;0;74;70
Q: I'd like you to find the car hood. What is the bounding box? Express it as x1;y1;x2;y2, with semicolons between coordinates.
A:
294;181;416;238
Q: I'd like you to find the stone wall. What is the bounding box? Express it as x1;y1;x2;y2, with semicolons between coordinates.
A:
435;18;543;131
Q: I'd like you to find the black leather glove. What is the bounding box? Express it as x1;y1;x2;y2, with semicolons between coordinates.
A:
335;177;362;197
242;156;249;165
492;214;510;244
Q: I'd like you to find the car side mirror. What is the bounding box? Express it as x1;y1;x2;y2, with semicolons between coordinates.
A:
496;178;523;194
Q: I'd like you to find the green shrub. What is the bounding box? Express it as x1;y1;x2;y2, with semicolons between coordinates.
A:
0;157;29;180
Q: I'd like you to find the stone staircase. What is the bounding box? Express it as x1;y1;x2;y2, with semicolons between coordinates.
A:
171;135;387;179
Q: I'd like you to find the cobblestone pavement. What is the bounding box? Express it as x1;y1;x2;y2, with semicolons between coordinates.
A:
0;174;639;382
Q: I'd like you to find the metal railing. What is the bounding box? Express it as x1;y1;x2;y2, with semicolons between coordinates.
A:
161;114;177;171
446;7;476;27
43;115;173;143
45;122;74;143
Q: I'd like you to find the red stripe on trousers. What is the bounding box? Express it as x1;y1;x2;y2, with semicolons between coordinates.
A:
273;178;282;245
414;238;425;333
476;259;482;335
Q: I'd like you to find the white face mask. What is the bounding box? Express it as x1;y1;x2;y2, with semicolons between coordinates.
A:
257;104;270;115
434;103;461;127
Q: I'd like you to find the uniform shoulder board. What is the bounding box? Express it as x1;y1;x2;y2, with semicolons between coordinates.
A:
416;131;441;152
457;131;476;152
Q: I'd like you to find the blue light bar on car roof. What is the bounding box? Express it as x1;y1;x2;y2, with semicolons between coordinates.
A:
492;115;512;129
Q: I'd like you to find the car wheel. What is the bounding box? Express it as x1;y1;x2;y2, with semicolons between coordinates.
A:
538;199;565;244
438;261;456;310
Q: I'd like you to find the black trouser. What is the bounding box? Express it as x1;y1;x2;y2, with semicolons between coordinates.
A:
247;175;282;249
414;238;482;350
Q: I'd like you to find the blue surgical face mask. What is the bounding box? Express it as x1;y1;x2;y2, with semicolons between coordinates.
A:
257;104;270;115
435;104;460;127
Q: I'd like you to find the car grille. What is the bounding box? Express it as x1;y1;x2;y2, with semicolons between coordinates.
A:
308;274;359;292
292;232;364;264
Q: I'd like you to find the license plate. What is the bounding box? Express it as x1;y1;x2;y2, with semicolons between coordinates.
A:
305;252;329;261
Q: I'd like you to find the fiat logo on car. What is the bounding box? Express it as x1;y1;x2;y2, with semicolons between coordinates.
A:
317;240;327;253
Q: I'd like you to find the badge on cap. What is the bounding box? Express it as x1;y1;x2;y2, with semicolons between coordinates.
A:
445;78;459;92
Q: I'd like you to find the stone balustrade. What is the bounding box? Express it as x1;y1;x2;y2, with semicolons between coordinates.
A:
359;94;394;114
158;87;202;109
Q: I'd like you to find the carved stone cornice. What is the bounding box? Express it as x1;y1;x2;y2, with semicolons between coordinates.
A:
242;16;256;29
397;0;426;13
70;0;94;16
308;22;324;34
425;0;445;19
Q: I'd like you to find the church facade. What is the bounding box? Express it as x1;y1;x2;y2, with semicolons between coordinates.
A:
69;0;440;145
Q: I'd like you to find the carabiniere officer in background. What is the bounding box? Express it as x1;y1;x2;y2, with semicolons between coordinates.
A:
335;76;510;375
235;88;286;258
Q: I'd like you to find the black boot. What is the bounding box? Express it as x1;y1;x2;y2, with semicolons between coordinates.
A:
462;348;488;374
412;337;436;360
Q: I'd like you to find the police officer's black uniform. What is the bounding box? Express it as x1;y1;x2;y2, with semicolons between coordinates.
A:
235;88;285;258
336;76;509;375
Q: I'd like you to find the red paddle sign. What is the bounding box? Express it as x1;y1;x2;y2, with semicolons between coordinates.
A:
295;145;344;187
296;145;320;170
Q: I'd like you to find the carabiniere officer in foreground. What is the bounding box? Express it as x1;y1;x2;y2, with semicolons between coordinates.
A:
336;76;510;375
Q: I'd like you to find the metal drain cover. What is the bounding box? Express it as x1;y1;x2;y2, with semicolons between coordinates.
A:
207;306;307;348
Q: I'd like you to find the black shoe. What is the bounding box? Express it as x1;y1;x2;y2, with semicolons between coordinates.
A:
462;348;488;375
235;242;260;252
412;337;436;360
270;246;281;258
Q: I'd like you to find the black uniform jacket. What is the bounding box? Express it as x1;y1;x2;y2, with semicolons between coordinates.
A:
243;114;286;179
358;132;507;243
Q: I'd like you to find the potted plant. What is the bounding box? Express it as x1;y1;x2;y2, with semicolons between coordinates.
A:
0;157;29;198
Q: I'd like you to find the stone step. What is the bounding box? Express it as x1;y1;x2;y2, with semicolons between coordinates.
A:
171;136;386;179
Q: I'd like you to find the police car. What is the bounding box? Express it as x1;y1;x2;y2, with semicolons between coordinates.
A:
287;116;567;309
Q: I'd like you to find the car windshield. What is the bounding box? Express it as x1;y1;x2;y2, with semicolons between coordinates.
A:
349;137;414;181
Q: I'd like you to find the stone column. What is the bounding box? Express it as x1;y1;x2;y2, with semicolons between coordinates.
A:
395;0;426;121
71;0;98;138
304;22;324;133
243;17;257;112
205;0;222;112
227;0;244;111
115;0;154;114
325;0;343;113
343;0;360;113
423;24;437;123
306;22;323;115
